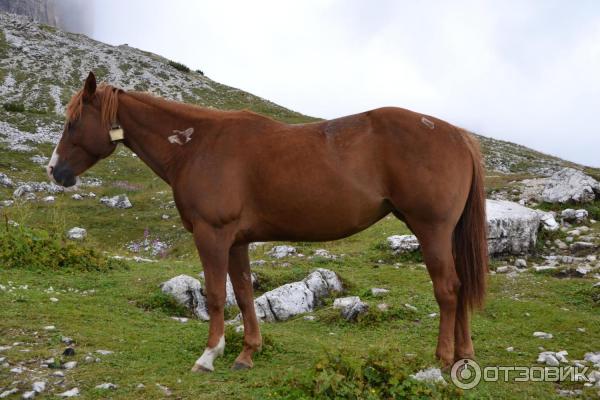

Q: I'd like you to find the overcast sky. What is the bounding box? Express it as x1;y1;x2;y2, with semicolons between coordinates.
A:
90;0;600;167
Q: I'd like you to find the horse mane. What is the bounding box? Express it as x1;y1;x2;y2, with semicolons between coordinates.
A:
66;84;121;127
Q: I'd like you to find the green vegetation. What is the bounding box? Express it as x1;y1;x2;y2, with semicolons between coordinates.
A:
537;200;600;221
0;223;124;272
168;60;191;73
3;102;25;112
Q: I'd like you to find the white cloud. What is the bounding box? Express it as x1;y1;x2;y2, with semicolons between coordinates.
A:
91;0;600;167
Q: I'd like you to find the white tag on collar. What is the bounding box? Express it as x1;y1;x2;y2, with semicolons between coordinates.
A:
109;127;124;142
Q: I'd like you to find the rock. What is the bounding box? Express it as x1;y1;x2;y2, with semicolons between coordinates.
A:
537;352;559;366
333;296;369;321
10;366;24;373
67;227;86;240
561;209;589;223
41;195;55;202
95;383;117;390
95;350;113;355
62;348;75;357
539;212;559;231
533;331;553;339
71;194;83;200
303;315;316;321
404;303;418;311
32;382;45;393
43;325;55;331
570;242;596;252
554;239;568;250
63;361;77;369
541;168;600;203
0;389;19;398
371;288;389;296
506;346;514;352
267;245;297;259
0;200;14;207
155;384;171;396
255;282;314;322
387;234;420;254
100;194;132;209
57;388;79;397
49;297;59;302
61;337;73;345
486;200;541;255
160;275;209;321
313;249;335;259
515;259;527;268
584;352;600;364
22;391;36;399
170;317;188;323
410;367;446;384
0;173;13;188
557;389;582;397
377;303;389;311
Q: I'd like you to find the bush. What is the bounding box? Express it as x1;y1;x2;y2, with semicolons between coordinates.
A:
0;223;125;272
168;60;190;73
196;69;204;76
3;102;25;112
276;350;462;399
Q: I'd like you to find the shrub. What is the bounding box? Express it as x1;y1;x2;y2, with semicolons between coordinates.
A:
3;102;25;112
137;291;190;316
196;69;204;76
0;223;125;272
276;350;462;399
168;60;190;73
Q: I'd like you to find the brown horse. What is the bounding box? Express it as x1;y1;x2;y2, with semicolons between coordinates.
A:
47;72;488;372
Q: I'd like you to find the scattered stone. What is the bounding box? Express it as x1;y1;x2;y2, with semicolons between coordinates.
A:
32;382;45;393
57;388;79;397
533;331;553;339
557;389;583;397
61;337;73;345
303;315;316;321
0;173;14;188
533;265;556;272
313;249;335;259
267;245;297;259
155;384;172;397
515;259;527;268
161;214;169;220
486;200;541;255
51;371;64;377
100;194;132;209
539;212;559;231
136;384;145;389
387;234;420;254
95;383;117;390
522;168;600;204
41;195;55;202
428;312;437;318
377;303;389;312
410;367;446;384
570;242;596;252
71;194;83;200
170;317;188;323
49;297;59;302
43;325;55;331
561;209;589;223
0;200;14;207
62;348;75;357
506;346;514;352
584;352;600;364
96;350;113;355
67;227;86;240
554;239;568;250
0;389;19;398
22;391;36;399
370;288;389;297
63;361;77;369
333;296;369;321
10;366;24;374
404;303;418;311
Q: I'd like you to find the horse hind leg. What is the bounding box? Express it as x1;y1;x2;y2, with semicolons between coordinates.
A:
401;219;460;367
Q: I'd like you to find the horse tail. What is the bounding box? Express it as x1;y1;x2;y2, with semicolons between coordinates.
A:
453;130;488;311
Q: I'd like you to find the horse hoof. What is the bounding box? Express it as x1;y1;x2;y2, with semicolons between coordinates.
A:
231;361;252;371
191;364;213;373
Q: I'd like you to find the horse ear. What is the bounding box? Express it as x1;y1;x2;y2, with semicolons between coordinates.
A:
83;72;97;100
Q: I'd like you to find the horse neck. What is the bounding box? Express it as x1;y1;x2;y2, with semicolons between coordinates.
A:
116;93;194;184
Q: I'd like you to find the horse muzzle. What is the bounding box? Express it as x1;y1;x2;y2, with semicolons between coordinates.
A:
52;163;78;187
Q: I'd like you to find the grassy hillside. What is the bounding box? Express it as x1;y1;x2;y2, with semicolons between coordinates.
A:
1;11;600;400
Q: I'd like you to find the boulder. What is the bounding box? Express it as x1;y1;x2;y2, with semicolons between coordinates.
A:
538;212;559;231
67;227;86;240
160;275;209;320
100;194;132;209
267;245;296;258
387;234;420;253
521;168;600;204
254;268;343;322
486;200;541;255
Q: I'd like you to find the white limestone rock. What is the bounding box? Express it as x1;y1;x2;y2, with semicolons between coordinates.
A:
160;275;209;321
100;194;132;209
387;235;420;254
486;200;541;255
67;227;87;240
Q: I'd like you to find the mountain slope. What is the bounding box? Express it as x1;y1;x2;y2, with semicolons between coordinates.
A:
1;11;598;180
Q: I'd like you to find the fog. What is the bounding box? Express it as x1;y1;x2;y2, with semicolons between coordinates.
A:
85;0;599;167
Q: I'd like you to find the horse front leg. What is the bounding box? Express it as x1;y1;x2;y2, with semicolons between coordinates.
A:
190;224;233;373
228;244;262;370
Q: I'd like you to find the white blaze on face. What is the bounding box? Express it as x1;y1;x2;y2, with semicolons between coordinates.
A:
192;335;225;372
46;145;60;182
